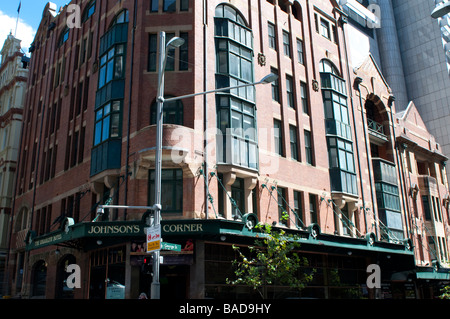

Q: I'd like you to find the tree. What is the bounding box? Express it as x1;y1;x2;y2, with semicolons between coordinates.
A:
226;219;315;298
439;285;450;299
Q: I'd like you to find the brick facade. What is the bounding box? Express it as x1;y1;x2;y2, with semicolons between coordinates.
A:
3;0;449;299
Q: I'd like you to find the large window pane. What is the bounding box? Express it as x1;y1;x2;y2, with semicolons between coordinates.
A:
149;169;183;213
163;0;176;12
102;116;110;142
94;122;102;145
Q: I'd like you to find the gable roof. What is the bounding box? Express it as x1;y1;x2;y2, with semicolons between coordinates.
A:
396;101;428;131
354;53;391;92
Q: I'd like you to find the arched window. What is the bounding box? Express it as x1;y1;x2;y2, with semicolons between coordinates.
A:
98;10;129;89
292;2;302;21
319;59;340;75
319;60;357;196
109;10;129;28
150;97;184;125
32;260;47;297
319;59;346;95
81;0;96;22
14;207;29;232
215;4;248;26
215;4;257;169
57;27;69;48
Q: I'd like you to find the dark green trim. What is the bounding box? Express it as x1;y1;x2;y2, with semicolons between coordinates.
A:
26;219;415;260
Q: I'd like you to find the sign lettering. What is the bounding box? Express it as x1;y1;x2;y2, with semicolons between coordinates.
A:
162;223;203;233
87;225;141;235
146;225;161;253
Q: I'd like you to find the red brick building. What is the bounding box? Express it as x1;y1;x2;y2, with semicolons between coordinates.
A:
3;0;448;299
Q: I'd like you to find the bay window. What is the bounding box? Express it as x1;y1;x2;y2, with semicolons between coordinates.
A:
215;4;257;170
98;44;125;89
94;101;121;146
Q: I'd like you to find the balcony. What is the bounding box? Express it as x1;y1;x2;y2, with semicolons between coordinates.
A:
367;118;388;143
418;175;438;193
99;22;128;56
133;125;203;179
372;158;398;185
372;158;404;241
216;134;258;171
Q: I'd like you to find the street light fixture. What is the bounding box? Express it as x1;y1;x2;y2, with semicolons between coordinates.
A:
151;32;185;300
151;31;278;299
431;2;450;19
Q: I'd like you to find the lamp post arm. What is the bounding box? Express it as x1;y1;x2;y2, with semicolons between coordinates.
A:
163;80;268;103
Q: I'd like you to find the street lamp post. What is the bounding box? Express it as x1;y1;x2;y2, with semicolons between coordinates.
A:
431;2;450;19
152;31;277;299
151;31;185;300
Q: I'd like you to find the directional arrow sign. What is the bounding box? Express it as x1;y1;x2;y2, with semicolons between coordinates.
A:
161;242;181;251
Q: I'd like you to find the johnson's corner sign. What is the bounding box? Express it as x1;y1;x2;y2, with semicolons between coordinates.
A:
26;219;247;250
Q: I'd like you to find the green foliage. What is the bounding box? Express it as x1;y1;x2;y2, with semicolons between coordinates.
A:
226;216;315;298
439;285;450;299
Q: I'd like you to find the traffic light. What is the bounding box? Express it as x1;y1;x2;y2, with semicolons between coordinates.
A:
141;256;152;275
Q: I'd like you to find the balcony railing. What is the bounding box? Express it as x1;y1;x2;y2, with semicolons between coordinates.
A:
367;118;384;134
418;175;438;192
367;118;388;142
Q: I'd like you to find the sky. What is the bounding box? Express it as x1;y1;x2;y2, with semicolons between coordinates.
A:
0;0;69;55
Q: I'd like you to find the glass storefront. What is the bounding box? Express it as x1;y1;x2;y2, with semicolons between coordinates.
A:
89;245;126;299
204;243;371;299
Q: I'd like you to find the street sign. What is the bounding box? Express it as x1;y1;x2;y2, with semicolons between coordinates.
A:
146;225;161;252
161;242;181;251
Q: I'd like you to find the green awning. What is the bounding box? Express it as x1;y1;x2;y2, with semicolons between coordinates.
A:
26;218;415;259
416;271;450;281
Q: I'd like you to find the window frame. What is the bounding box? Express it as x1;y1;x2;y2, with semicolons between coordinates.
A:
150;0;159;12
93;100;122;146
150;96;184;126
149;169;183;214
289;125;299;161
286;74;294;108
271;68;280;102
296;38;304;65
81;0;96;22
268;22;277;50
282;30;291;57
293;190;303;227
277;187;288;225
274;119;283;156
300;81;309;114
304;129;313;165
309;194;318;224
320;18;331;39
98;44;126;89
58;27;70;48
163;0;177;12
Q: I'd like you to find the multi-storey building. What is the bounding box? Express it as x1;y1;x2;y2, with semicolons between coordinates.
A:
343;0;450;187
0;33;29;294
395;101;450;298
3;0;448;299
342;0;450;298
